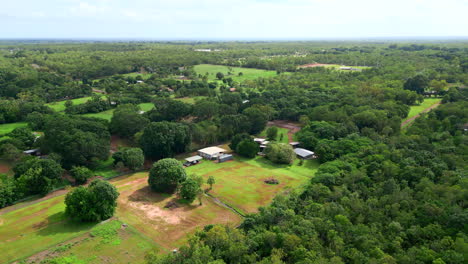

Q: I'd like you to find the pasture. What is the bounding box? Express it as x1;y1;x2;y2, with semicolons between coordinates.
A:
194;64;279;82
298;63;371;71
402;98;442;127
46;96;93;112
186;156;319;214
0;122;28;136
0;171;241;263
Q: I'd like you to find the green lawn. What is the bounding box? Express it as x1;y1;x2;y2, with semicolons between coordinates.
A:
0;122;28;136
83;102;155;121
186;156;318;214
406;98;442;121
33;220;157;264
90;157;120;179
46;97;93;112
194;64;279;82
258;126;290;143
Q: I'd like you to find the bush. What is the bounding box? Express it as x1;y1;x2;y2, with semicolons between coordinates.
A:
180;176;202;203
112;147;144;170
148;158;187;193
236;139;259;158
70;166;93;185
264;143;295;164
65;179;119;222
266;126;278;140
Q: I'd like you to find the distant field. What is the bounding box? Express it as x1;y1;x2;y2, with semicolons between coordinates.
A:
299;63;371;71
402;98;442;127
194;64;279;82
186;156;318;214
0;172;241;263
46;97;93;112
0;122;28;136
83;102;155;121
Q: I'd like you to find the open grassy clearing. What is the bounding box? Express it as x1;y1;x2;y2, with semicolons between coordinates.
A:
46;97;93;112
258;126;290;143
299;63;371;72
0;171;241;263
186;156;318;214
0;122;28;136
194;64;279;82
406;98;442;120
24;220;157;264
115;172;242;249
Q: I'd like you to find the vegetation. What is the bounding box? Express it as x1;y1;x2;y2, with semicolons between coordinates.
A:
264;142;296;164
112;147;145;170
148;158;187;193
65;179;119;222
69;166;93;185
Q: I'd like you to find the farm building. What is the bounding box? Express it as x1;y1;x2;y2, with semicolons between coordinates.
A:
294;148;315;159
198;146;227;160
289;142;300;148
184;155;202;167
218;154;233;163
254;138;266;144
23;149;40;156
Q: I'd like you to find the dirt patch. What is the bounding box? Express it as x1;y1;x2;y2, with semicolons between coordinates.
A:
298;63;334;68
0;162;12;174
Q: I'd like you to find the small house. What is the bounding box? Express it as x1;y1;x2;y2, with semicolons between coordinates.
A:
23;149;40;156
254;138;266;144
184;155;202;167
218;154;233;163
198;146;227;160
294;148;315;159
289;142;300;148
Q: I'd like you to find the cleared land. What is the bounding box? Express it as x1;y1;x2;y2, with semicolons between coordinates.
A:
0;172;241;263
46;97;93;112
258;126;291;143
298;63;371;71
402;98;442;127
194;64;279;82
0;122;28;136
186;156;319;214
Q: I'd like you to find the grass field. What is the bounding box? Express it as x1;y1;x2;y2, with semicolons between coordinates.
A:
0;172;241;263
194;64;279;82
0;122;28;136
258;126;290;143
83;102;155;121
46;97;93;112
406;98;442;121
186;156;318;214
25;220;157;264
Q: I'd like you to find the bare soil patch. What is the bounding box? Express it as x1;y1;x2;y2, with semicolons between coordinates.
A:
267;120;301;142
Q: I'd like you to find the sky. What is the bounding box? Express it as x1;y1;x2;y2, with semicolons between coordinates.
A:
1;0;467;39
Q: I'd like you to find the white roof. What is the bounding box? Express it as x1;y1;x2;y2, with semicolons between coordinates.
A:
185;155;202;162
198;146;226;155
254;138;266;143
294;148;314;157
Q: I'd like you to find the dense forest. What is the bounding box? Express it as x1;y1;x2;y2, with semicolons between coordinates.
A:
0;41;467;263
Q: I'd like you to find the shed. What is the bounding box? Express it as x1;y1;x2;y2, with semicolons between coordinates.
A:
23;149;40;156
254;138;266;144
218;154;233;163
184;155;202;166
198;146;227;160
294;148;315;159
289;142;300;148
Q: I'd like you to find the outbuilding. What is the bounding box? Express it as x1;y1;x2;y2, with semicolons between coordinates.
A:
23;149;40;156
218;154;233;163
289;142;300;148
184;155;202;167
294;148;315;159
198;146;227;160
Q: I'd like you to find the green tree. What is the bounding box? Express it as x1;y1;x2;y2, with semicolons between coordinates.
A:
266;126;278;141
180;176;202;203
207;176;215;190
229;133;251;151
70;166;93;185
236;139;259;158
65;179;119;222
110;104;150;138
148;158;187;193
13;158;63;195
216;72;224;80
264;143;295;164
139;122;191;159
112;147;144;170
243;107;268;134
404;75;429;94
